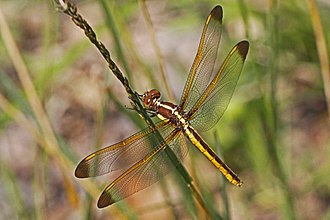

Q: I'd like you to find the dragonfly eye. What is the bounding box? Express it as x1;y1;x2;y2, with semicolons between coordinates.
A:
142;97;153;109
149;89;161;99
141;89;161;108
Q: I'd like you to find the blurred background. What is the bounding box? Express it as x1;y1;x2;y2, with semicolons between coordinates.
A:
0;0;330;219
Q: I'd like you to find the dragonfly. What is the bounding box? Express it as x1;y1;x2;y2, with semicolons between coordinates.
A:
75;5;249;208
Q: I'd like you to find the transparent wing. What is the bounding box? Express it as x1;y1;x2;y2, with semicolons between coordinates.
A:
75;120;173;178
189;41;249;131
179;6;222;111
97;130;188;208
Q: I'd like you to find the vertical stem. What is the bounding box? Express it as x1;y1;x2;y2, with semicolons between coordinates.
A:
307;0;330;126
268;1;296;219
214;132;229;220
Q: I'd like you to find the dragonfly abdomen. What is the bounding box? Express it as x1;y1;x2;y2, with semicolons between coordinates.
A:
184;126;242;187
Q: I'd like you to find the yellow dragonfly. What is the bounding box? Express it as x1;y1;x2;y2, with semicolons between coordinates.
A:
75;5;249;208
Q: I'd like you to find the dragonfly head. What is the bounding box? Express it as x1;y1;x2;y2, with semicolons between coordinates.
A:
140;89;161;110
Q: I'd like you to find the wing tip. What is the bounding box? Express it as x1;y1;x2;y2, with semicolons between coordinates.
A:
97;193;115;208
74;164;87;178
211;5;223;23
75;160;94;178
237;40;249;60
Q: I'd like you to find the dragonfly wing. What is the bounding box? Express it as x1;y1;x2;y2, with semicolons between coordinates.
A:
179;6;222;111
97;130;188;208
189;41;249;131
75;120;173;178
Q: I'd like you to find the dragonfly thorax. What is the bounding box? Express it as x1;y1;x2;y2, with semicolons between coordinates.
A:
157;102;188;130
140;89;189;129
